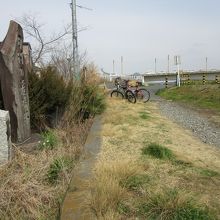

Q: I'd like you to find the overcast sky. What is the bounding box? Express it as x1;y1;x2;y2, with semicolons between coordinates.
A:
1;0;220;74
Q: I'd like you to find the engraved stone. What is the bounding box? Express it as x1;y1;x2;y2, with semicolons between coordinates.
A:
0;20;31;143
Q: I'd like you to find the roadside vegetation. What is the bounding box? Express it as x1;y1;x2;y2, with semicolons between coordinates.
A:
89;98;220;219
0;64;106;219
156;84;220;113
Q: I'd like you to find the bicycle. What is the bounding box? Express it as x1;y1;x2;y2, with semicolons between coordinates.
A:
127;82;150;103
110;78;136;103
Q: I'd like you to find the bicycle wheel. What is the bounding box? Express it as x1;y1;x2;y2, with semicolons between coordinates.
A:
110;90;124;99
125;90;136;104
136;89;150;102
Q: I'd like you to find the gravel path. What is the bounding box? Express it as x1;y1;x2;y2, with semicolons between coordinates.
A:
154;95;220;148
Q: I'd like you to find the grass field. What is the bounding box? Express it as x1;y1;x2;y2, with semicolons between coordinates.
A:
89;98;220;219
156;84;220;113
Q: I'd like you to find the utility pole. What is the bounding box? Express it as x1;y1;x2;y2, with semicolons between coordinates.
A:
167;55;170;74
110;59;115;82
155;58;157;74
121;56;123;77
71;0;80;79
206;57;208;72
70;1;92;80
174;55;181;87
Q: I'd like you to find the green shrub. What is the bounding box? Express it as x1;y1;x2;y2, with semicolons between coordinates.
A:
137;190;214;220
117;202;131;215
139;112;150;120
142;143;175;160
47;157;73;184
121;174;150;190
28;66;72;129
39;130;58;150
199;169;219;177
29;66;106;129
81;85;106;117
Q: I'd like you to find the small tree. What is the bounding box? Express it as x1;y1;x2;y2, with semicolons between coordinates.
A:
17;14;71;66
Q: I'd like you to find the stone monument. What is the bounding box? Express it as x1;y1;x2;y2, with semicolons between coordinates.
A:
0;20;31;143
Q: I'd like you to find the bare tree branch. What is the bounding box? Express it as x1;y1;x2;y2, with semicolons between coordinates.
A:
16;14;71;66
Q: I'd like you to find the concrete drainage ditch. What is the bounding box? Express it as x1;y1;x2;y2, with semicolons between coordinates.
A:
60;116;102;220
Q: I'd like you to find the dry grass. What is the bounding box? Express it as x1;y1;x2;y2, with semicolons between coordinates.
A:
0;65;103;219
0;120;92;220
89;98;220;219
89;159;142;218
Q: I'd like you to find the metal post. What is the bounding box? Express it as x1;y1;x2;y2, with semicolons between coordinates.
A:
187;74;190;85
174;55;181;87
165;55;169;88
203;73;206;85
165;76;168;88
215;75;218;84
177;63;180;87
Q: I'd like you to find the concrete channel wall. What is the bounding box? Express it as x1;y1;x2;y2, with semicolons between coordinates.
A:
0;110;11;165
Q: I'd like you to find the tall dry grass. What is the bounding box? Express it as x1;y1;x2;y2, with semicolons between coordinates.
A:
89;158;142;218
0;120;91;220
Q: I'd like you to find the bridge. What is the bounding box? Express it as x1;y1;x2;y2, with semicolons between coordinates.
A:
143;71;220;85
100;68;220;86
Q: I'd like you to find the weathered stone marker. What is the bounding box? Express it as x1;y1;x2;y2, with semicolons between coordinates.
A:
0;110;11;165
0;20;31;143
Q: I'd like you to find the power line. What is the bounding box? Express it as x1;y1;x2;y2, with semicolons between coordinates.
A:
76;4;93;11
